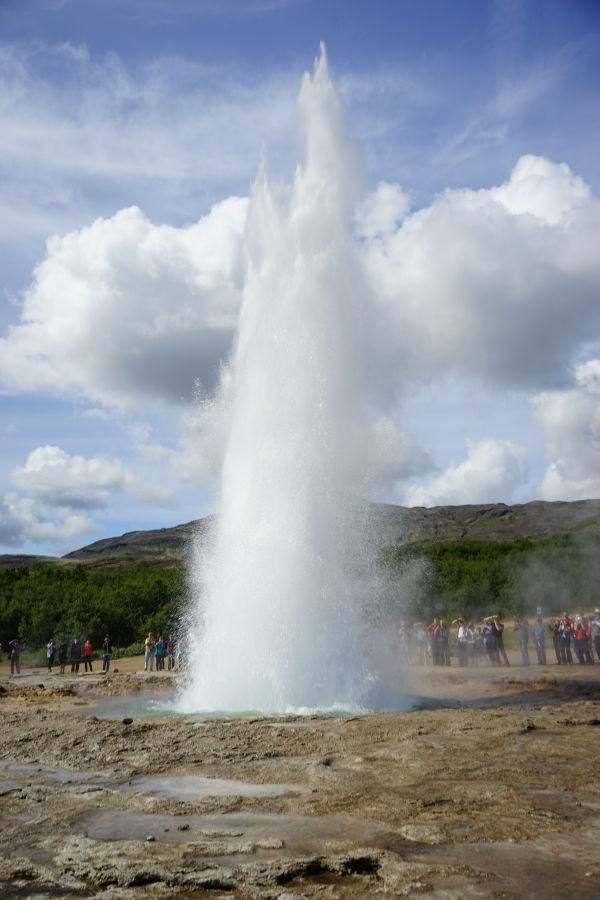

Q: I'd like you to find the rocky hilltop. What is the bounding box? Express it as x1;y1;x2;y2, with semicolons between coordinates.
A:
63;498;600;562
374;498;600;546
62;518;211;562
2;499;598;569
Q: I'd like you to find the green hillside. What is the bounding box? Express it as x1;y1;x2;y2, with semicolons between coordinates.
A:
1;501;599;652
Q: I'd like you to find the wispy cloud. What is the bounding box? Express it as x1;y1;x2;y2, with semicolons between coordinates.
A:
0;40;297;252
432;36;588;174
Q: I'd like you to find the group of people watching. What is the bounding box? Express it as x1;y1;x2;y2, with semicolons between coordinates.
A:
548;611;600;666
414;608;600;667
143;632;179;671
2;632;182;676
44;636;113;674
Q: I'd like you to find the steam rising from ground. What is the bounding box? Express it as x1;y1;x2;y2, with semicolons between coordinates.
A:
178;49;402;713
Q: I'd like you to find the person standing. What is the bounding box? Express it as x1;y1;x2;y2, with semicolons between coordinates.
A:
591;609;600;662
558;612;574;665
144;632;155;671
166;635;176;671
482;618;499;665
492;616;510;666
155;635;165;671
514;617;530;666
70;637;81;673
58;639;67;674
456;618;468;667
82;638;93;672
533;617;547;665
102;635;112;672
9;638;21;675
46;639;55;673
573;616;593;664
427;618;441;666
438;620;451;666
549;619;562;664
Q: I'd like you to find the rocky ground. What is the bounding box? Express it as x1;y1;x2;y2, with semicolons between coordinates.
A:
1;656;600;898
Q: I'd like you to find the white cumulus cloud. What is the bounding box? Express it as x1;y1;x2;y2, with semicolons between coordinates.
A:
0;444;174;551
404;438;528;507
532;360;600;501
0;198;247;408
1;153;599;515
0;491;96;550
362;155;600;394
11;445;172;510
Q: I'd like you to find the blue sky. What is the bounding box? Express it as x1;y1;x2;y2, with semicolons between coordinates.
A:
1;0;599;554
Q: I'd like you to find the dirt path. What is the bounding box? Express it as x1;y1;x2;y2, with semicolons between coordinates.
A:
1;661;600;897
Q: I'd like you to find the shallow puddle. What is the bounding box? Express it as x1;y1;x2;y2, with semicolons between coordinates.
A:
119;773;304;800
77;689;461;722
3;763;104;784
80;808;391;859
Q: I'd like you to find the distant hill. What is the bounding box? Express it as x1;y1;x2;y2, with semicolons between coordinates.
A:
374;499;600;546
1;499;599;570
62;518;211;563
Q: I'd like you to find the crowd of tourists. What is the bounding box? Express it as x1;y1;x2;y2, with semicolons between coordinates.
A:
1;631;183;676
143;632;181;671
411;609;600;667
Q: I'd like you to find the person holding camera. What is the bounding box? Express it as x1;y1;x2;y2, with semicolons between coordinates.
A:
492;616;510;666
557;612;574;665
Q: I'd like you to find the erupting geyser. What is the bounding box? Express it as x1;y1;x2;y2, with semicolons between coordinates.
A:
179;47;398;713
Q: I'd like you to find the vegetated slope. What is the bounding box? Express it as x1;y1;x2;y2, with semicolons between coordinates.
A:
2;501;599;649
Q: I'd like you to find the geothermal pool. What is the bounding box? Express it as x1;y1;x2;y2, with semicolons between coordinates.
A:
71;687;460;721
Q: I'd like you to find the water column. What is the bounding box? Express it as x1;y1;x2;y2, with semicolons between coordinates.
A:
179;47;372;712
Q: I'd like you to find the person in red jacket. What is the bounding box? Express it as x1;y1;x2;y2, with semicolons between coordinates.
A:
573;615;593;665
82;638;93;672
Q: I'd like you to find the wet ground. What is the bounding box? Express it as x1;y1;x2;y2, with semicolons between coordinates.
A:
1;658;600;897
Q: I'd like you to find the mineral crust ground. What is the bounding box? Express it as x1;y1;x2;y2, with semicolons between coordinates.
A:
1;654;599;898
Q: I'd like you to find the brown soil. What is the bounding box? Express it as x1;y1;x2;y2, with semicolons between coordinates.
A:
1;655;600;898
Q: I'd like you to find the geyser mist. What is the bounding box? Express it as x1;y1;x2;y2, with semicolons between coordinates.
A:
179;48;399;713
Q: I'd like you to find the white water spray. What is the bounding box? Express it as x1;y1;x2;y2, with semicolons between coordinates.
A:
179;48;396;713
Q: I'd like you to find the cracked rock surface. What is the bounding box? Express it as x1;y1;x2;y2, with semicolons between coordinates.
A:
1;664;600;897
